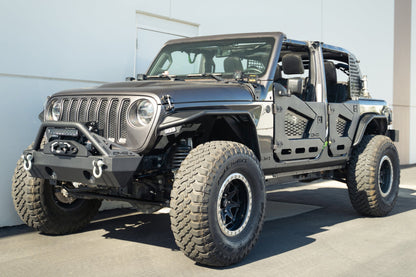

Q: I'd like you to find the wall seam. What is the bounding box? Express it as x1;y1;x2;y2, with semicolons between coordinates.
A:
0;73;107;84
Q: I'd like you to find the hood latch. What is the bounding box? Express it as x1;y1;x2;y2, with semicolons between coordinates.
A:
161;95;174;112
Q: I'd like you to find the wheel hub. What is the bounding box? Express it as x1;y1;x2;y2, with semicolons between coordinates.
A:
378;155;393;197
217;173;252;237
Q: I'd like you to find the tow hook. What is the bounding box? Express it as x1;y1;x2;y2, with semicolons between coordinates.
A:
22;153;33;171
92;160;105;179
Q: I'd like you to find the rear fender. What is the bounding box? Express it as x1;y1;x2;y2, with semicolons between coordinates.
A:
353;114;387;146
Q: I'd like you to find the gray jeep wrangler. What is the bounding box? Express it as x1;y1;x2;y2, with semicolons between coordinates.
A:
13;32;400;266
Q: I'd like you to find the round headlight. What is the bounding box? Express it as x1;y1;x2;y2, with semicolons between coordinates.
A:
136;99;155;125
51;100;62;121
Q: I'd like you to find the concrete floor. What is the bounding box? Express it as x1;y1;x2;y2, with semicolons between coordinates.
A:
1;166;415;277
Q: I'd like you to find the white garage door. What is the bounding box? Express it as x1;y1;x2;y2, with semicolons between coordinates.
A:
135;11;199;75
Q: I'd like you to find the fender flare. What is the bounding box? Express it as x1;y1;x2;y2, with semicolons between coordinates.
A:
352;114;387;147
158;109;261;159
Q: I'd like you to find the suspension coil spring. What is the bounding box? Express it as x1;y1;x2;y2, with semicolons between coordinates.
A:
171;145;191;169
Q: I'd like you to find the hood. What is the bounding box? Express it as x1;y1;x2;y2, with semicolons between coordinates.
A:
53;80;254;104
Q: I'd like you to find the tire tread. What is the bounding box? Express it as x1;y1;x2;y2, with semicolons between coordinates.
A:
170;141;265;266
12;144;101;234
346;135;400;216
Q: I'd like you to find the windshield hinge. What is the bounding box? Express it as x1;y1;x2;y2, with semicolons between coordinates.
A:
161;95;174;111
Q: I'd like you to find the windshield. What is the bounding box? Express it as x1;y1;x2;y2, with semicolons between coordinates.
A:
147;37;275;79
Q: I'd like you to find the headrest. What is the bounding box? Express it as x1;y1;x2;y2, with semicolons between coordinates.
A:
282;54;304;75
224;57;243;73
274;65;282;81
324;61;337;85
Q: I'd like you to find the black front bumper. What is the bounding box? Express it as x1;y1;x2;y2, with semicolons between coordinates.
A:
23;122;142;188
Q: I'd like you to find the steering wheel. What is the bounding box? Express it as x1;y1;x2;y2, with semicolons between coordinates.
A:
244;67;263;74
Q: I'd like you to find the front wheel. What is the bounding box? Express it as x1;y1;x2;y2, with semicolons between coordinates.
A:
12;154;102;234
346;135;400;216
170;141;265;267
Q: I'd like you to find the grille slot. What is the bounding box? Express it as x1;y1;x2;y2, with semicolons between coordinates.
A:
98;99;108;132
88;99;98;121
108;100;119;139
69;99;78;121
120;100;130;139
79;99;88;122
58;97;130;144
62;99;70;121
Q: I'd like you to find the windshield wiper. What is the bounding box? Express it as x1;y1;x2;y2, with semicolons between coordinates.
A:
147;74;177;81
186;73;224;82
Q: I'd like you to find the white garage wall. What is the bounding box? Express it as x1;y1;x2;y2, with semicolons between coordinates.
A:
0;76;104;226
0;0;167;227
322;0;395;106
410;0;416;164
0;0;397;227
135;11;199;74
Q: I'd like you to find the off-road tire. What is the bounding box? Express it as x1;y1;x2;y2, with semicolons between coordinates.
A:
170;141;265;267
346;135;400;216
12;145;102;234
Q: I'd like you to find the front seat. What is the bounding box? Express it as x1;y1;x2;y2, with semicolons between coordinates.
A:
281;54;305;98
224;57;243;73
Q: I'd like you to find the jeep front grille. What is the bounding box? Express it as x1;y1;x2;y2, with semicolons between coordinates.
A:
58;97;131;144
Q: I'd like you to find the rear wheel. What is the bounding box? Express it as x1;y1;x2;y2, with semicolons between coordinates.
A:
346;135;400;216
12;150;102;234
170;141;265;266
